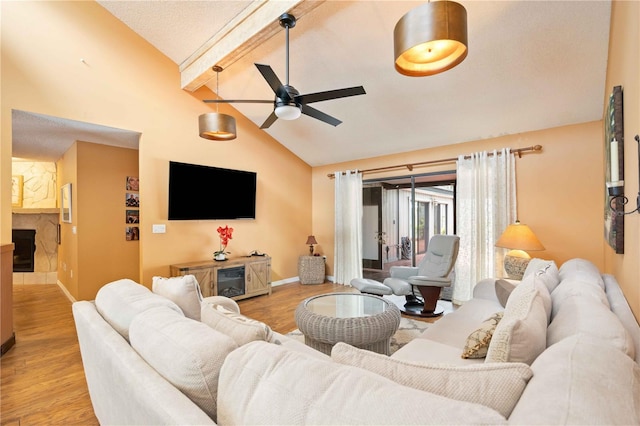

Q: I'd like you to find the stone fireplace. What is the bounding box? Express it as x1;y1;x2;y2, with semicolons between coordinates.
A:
12;229;36;272
12;212;59;284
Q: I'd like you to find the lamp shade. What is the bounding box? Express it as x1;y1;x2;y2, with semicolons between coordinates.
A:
306;235;318;245
495;221;545;252
198;113;237;141
394;0;468;77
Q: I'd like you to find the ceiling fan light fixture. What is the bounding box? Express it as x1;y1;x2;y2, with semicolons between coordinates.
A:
394;0;468;77
198;113;237;141
274;104;302;120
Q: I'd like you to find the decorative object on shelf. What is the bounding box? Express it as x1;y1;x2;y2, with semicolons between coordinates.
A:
495;220;545;280
603;85;627;254
305;235;318;255
214;225;234;261
199;66;237;141
394;0;468;77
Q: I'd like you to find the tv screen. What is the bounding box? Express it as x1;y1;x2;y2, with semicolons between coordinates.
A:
168;161;257;220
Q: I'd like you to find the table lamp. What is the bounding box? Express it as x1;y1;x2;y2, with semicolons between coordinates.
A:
306;235;318;255
495;220;545;280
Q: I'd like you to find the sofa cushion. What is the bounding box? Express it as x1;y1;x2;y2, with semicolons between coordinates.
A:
559;258;604;289
332;342;531;418
217;341;508;425
129;306;238;421
523;259;560;293
550;277;610;320
95;278;183;341
461;311;504;359
201;302;274;346
485;275;547;365
548;296;636;358
508;334;640;425
495;279;516;307
392;338;485;365
152;275;202;320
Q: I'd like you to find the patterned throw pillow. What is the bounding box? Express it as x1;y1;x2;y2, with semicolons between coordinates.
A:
461;312;504;359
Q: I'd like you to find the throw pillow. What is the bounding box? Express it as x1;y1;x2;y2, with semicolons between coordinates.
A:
461;311;504;359
495;279;516;307
331;342;532;418
152;275;203;321
485;275;547;365
201;303;274;346
129;306;238;421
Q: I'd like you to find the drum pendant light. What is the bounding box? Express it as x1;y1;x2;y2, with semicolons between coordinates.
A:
199;66;237;140
394;1;468;77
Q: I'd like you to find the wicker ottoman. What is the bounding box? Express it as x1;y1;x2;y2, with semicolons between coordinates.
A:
298;255;325;284
294;293;401;355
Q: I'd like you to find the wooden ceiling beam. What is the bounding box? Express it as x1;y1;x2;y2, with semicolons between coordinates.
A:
180;0;324;92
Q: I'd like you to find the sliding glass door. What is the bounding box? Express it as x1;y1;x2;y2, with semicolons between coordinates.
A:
362;172;456;274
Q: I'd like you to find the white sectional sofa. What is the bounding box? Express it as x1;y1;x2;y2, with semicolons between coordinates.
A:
73;259;640;425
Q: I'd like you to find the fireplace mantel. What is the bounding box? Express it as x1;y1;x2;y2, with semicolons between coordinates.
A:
12;208;59;215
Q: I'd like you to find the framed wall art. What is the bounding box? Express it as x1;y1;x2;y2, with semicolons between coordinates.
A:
61;183;72;223
12;175;24;208
603;85;624;254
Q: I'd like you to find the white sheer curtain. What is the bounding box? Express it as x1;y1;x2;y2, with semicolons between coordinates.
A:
454;148;516;304
334;170;363;285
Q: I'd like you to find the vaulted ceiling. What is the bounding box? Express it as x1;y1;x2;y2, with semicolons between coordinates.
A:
13;1;612;167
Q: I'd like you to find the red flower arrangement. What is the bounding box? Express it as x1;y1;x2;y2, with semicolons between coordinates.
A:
214;225;234;258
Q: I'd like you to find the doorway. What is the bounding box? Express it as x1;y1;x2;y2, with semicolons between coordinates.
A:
362;171;456;280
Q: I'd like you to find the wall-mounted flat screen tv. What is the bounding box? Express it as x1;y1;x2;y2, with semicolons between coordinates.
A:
168;161;257;220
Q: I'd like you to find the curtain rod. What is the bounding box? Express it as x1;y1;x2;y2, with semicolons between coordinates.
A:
327;145;542;179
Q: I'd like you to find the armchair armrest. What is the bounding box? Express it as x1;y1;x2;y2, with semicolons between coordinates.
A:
388;266;419;280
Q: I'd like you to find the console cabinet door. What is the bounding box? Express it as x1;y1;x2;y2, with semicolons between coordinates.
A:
244;259;271;298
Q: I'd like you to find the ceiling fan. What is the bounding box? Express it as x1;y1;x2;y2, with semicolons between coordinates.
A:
203;13;366;129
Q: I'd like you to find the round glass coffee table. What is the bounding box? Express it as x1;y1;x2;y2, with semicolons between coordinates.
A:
294;292;401;355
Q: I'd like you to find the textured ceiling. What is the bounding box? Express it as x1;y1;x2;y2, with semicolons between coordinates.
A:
12;1;612;167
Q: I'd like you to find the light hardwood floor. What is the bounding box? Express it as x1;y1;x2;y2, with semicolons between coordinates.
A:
0;280;439;424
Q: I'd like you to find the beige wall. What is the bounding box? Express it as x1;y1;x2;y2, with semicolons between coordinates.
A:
314;121;605;278
604;0;639;320
1;1;312;300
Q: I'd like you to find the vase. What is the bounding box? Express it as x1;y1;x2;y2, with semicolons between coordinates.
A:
214;253;226;261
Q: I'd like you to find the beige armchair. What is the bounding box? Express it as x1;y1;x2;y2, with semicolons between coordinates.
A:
383;234;460;317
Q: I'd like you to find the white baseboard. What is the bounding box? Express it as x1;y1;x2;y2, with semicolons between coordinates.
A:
272;276;335;287
57;280;77;303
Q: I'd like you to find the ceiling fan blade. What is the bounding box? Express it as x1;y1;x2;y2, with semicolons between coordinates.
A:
203;99;273;104
255;64;288;99
295;86;366;105
301;104;342;127
260;111;279;129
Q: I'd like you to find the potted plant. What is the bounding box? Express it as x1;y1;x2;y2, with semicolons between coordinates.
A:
214;225;234;261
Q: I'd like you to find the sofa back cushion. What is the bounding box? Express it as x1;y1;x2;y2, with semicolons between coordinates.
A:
331;342;531;418
152;275;203;320
509;334;640;425
548;296;636;358
95;278;183;341
217;341;508;425
559;258;604;289
485;275;547;364
550;277;610;320
129;306;238;421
